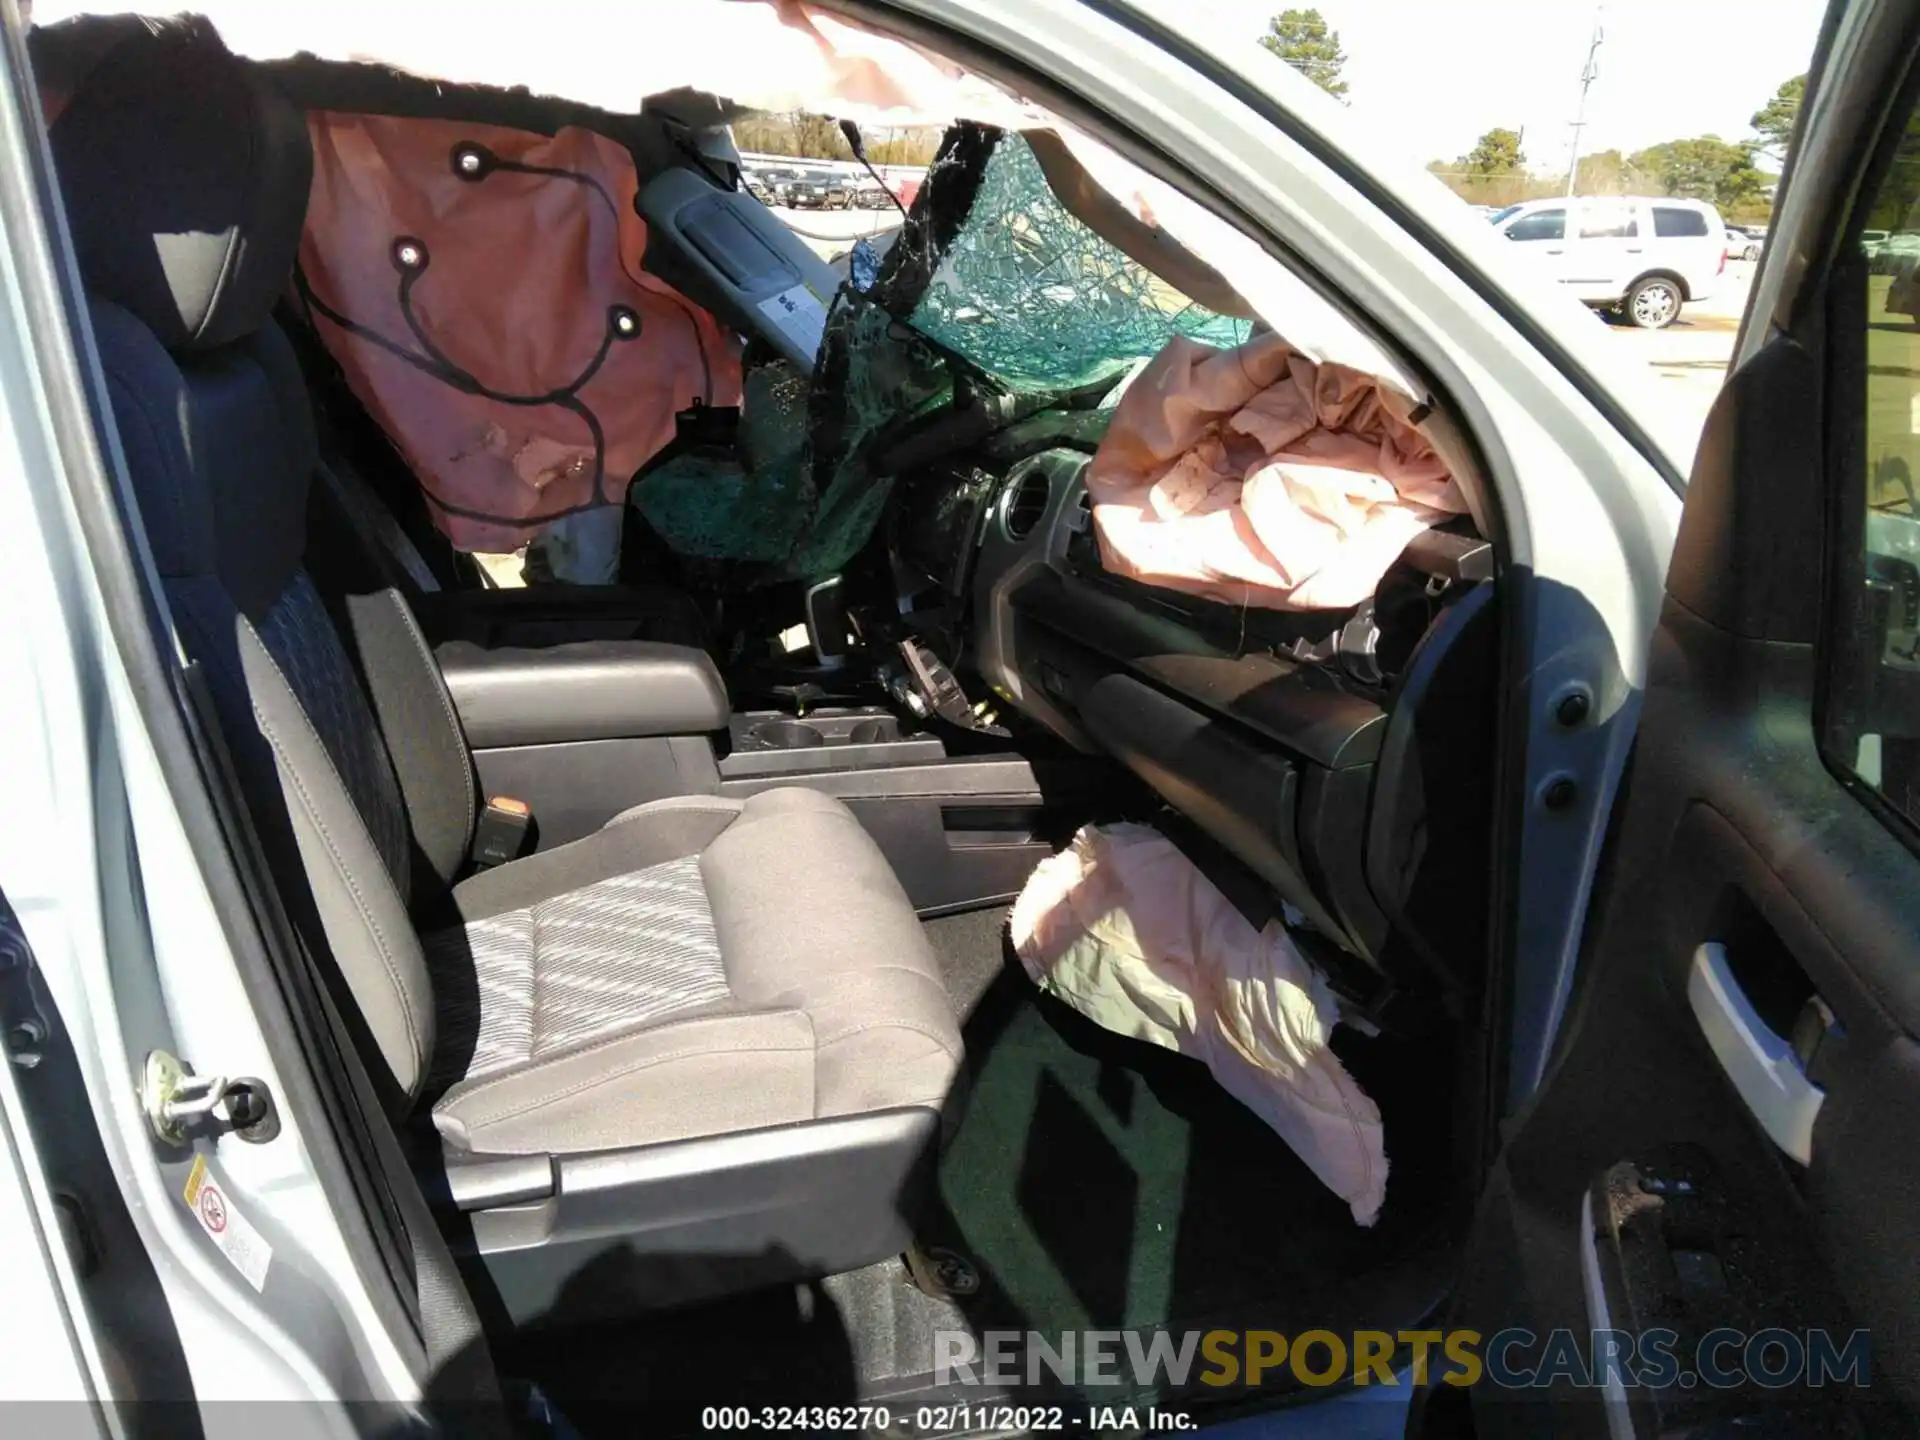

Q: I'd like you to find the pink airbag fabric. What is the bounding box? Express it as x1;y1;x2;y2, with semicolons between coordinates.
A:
1087;333;1467;611
1012;823;1387;1226
299;113;742;552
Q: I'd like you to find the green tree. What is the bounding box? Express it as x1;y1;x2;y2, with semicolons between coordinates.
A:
1750;75;1806;162
1260;9;1349;99
1458;127;1527;176
1627;136;1767;210
866;128;943;166
1428;130;1555;208
1864;104;1920;232
728;112;852;161
1573;148;1632;196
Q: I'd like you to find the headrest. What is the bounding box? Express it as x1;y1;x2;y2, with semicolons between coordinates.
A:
45;19;311;354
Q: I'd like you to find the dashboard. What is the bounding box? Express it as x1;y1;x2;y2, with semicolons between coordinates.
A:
884;438;1502;1017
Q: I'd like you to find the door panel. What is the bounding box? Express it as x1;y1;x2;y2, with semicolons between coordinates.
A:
1564;199;1642;300
1438;4;1920;1435
1499;206;1572;285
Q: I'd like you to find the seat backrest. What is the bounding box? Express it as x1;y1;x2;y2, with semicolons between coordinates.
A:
47;20;473;1106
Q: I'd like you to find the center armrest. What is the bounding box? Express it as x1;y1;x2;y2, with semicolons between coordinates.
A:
436;639;730;747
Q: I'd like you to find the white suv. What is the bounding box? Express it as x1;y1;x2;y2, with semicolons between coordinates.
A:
1491;195;1727;329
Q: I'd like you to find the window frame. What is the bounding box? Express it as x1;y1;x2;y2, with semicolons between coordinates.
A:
1651;204;1711;238
1816;45;1920;855
1504;207;1565;242
1576;202;1640;240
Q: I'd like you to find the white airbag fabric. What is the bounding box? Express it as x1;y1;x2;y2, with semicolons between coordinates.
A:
1011;823;1387;1226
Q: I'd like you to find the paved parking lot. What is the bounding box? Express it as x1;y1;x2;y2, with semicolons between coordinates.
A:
1598;258;1754;455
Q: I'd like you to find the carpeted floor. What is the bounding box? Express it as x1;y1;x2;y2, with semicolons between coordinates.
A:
919;910;1458;1347
920;904;1022;1020
508;905;1465;1434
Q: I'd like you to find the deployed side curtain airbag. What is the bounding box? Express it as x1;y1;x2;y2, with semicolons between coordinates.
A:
298;113;742;552
1012;823;1387;1227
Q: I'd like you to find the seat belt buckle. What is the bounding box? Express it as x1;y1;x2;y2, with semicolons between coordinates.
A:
471;797;532;870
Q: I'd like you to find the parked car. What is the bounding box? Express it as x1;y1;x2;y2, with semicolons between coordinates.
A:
1874;229;1920;276
1887;242;1920;319
787;168;854;208
1492;194;1727;328
1725;225;1763;261
11;2;1920;1438
1863;227;1892;259
744;164;801;206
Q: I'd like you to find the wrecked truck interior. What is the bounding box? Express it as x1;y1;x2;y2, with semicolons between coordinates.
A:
32;3;1508;1430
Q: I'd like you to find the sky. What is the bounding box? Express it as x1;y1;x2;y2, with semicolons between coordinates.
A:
1223;0;1830;177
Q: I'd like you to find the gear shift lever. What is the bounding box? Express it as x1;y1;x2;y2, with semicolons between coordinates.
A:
803;575;852;669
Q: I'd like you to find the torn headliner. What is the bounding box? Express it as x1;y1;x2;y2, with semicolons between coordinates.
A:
31;0;1426;400
29;0;1047;131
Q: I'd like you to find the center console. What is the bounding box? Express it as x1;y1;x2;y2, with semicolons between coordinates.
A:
718;707;945;779
434;636;1089;915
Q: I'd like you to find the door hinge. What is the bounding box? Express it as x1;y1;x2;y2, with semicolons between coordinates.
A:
138;1050;279;1145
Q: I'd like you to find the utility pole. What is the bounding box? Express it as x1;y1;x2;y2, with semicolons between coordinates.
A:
1565;8;1605;198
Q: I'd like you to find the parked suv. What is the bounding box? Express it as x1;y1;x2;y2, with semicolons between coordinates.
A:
787;167;854;208
1492;194;1727;328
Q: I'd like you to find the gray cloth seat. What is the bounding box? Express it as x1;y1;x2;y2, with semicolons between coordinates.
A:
47;20;960;1311
427;790;959;1154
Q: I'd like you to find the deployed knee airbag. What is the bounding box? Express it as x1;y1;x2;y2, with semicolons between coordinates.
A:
1011;823;1387;1225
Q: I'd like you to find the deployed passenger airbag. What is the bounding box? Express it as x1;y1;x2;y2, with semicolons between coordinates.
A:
1011;823;1388;1226
1088;332;1467;611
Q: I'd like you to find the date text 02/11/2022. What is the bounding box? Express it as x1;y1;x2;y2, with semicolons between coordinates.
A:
697;1405;1199;1432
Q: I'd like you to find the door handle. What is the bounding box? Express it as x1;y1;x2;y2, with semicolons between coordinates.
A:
1546;248;1564;254
1625;247;1644;253
1687;943;1824;1163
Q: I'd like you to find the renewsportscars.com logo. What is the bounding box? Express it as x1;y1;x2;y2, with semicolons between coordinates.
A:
933;1327;1873;1391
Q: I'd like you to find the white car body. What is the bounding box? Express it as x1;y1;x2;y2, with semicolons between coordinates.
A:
1493;195;1727;318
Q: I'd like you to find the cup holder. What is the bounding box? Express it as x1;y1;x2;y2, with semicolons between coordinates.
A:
750;719;826;750
848;718;895;745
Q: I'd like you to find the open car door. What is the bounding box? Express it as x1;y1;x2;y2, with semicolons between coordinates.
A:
1435;1;1920;1436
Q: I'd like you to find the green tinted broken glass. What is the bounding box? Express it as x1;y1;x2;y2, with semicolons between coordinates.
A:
785;294;955;580
631;361;813;563
907;135;1252;391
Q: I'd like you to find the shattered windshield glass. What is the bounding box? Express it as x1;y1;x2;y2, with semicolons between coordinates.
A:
906;134;1252;391
641;126;1254;580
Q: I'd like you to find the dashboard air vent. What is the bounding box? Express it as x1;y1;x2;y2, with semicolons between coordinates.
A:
1002;468;1051;541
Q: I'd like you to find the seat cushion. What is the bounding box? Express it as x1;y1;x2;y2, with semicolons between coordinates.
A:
424;853;730;1086
427;789;962;1155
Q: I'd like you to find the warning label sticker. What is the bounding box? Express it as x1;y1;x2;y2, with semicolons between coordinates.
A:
756;284;828;360
182;1154;272;1293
